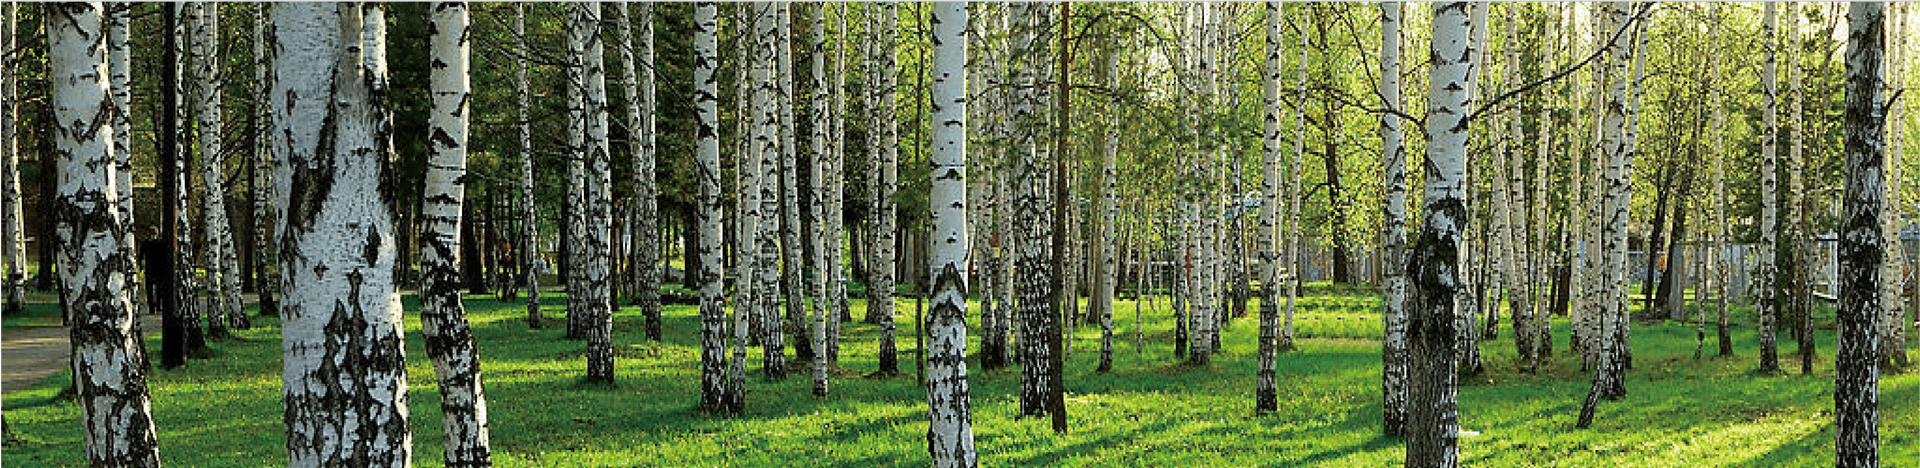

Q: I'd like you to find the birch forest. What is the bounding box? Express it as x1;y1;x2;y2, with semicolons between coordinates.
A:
5;2;1920;467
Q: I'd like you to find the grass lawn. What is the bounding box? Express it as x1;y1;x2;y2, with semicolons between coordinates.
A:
2;284;1915;467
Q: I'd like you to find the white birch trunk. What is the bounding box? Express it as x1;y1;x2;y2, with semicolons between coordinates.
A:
1836;4;1886;465
1012;1;1057;418
571;2;615;383
421;3;492;465
1578;2;1637;428
1882;3;1910;369
692;1;737;415
617;2;662;342
1407;4;1473;464
515;3;542;330
53;4;162;464
871;2;901;375
1;3;20;316
1376;0;1410;435
192;3;242;335
751;1;787;379
273;4;412;465
1258;0;1288;415
809;2;833;397
1758;2;1783;373
251;3;277;325
108;2;138;317
925;5;978;465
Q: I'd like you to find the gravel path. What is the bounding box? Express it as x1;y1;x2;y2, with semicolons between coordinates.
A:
3;314;163;395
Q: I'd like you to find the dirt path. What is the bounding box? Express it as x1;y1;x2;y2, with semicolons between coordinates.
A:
3;314;163;395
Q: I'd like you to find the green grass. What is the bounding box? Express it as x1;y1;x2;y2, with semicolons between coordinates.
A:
3;286;1915;467
1;292;63;330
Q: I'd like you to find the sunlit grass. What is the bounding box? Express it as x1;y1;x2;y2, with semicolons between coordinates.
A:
2;284;1914;466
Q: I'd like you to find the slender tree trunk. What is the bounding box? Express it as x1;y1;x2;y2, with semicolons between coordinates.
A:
1095;42;1118;374
1375;0;1410;434
1501;6;1534;366
692;1;739;416
626;3;661;342
108;2;140;322
515;3;541;330
1;2;20;317
1884;4;1912;369
808;2;833;397
1789;4;1816;377
1406;4;1472;465
1836;5;1885;466
925;5;978;464
421;4;493;465
775;3;811;364
1757;2;1783;373
1257;0;1287;415
1710;4;1734;358
191;2;241;338
571;2;615;384
52;4;163;464
1532;3;1555;362
1281;2;1306;353
870;2;900;376
826;3;850;363
1578;2;1638;429
273;4;413;465
250;4;277;321
750;1;788;380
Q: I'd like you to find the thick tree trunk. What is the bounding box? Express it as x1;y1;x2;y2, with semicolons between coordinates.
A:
691;2;738;416
52;4;163;464
1836;4;1885;465
1375;0;1409;434
273;4;413;465
421;4;494;465
1406;4;1472;465
1012;1;1058;420
925;5;977;465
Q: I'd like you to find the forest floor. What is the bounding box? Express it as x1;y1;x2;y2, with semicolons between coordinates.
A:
1;284;1915;467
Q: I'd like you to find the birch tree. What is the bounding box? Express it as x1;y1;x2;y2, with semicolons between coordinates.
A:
251;3;277;323
1257;0;1285;415
515;3;541;330
52;3;162;464
870;1;901;376
692;1;739;416
191;2;243;335
775;2;811;363
273;4;413;465
1884;4;1911;369
1012;0;1059;419
108;2;138;319
1406;3;1473;464
1;2;20;317
925;5;978;465
617;2;661;342
1376;0;1410;435
1758;2;1783;374
569;1;615;384
420;3;493;465
808;2;832;397
1578;2;1638;429
751;1;788;379
1836;3;1885;465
